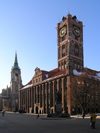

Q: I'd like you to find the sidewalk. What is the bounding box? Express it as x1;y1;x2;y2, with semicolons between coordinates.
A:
5;111;100;119
71;114;100;119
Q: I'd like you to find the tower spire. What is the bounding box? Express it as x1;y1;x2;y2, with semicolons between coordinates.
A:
14;52;18;67
12;52;20;71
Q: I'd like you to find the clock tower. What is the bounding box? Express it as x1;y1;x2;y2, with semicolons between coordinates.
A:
10;52;22;111
57;14;83;74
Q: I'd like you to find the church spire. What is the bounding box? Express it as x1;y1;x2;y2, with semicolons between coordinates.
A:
14;52;18;67
12;52;20;71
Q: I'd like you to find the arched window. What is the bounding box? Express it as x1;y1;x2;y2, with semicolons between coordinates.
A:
64;60;66;69
59;47;61;59
62;44;65;57
71;43;74;55
66;43;68;55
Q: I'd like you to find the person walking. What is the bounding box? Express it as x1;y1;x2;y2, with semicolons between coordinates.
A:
2;110;5;117
91;112;97;129
37;113;39;119
82;113;85;119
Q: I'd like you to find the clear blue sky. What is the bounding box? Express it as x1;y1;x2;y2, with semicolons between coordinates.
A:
0;0;100;93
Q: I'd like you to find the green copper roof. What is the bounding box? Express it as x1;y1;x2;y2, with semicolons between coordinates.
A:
12;52;20;71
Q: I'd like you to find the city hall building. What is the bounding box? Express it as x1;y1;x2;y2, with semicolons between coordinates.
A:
19;14;100;115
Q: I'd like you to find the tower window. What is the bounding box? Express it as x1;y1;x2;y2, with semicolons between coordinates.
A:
74;60;76;69
62;45;65;57
75;48;78;53
69;31;72;36
78;65;79;69
62;36;65;41
59;62;61;71
79;46;82;58
81;66;83;70
14;74;18;81
64;60;66;69
74;64;76;69
62;61;64;70
75;44;79;56
71;43;74;55
59;47;61;59
66;43;68;55
75;35;78;40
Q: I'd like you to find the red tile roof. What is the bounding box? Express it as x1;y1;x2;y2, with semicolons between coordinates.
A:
24;68;66;86
50;69;66;78
49;68;58;78
41;70;49;75
25;80;32;86
84;67;99;76
25;67;100;87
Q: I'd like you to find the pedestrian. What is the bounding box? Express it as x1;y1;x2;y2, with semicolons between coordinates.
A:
2;110;5;117
82;112;85;119
36;113;39;119
91;112;97;129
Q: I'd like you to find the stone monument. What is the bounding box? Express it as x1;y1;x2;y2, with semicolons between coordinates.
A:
56;90;62;114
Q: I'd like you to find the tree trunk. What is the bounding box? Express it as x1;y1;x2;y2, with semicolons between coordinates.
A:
82;107;84;116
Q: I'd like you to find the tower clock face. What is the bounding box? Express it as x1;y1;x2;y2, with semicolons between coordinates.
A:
59;26;66;37
73;25;80;36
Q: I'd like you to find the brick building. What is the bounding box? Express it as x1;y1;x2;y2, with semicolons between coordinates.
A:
19;14;100;115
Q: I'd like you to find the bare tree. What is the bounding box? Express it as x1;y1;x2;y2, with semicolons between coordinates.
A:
71;74;99;115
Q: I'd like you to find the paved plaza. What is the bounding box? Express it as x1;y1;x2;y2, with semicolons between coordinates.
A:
0;112;100;133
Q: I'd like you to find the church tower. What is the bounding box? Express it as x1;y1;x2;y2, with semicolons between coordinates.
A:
57;14;83;75
10;52;22;111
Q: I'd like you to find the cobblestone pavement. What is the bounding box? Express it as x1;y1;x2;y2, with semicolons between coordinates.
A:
0;112;100;133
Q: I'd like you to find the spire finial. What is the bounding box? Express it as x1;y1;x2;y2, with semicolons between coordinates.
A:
15;50;17;55
68;7;70;14
14;51;18;65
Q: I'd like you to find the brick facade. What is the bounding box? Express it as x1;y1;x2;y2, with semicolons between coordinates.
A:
19;14;100;115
